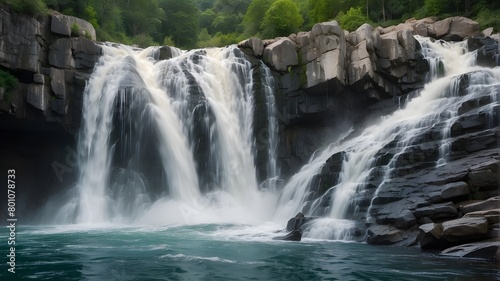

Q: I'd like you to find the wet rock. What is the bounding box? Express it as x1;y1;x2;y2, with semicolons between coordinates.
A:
367;224;417;245
441;240;500;260
273;230;302;241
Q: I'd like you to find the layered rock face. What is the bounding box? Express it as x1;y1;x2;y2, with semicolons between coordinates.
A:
240;17;500;260
0;6;99;218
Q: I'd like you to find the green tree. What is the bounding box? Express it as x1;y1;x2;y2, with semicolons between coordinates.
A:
261;0;304;38
160;0;199;49
243;0;273;36
335;6;366;31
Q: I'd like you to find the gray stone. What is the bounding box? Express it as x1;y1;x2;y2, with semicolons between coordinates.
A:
482;27;494;37
26;84;50;111
50;68;66;98
33;74;45;84
464;209;500;224
238;38;264;57
461;197;500;214
418;222;443;248
306;49;345;89
441;240;500;259
414;202;458;220
432;181;470;202
50;13;96;40
441;217;489;243
367;225;405;245
263;38;298;72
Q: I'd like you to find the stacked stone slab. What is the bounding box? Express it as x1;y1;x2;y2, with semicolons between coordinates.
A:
0;6;100;133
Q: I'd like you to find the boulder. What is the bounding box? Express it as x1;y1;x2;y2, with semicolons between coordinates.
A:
50;13;96;40
418;222;443;249
157;46;183;60
433;17;480;40
348;40;374;87
263;38;298;72
441;217;489;243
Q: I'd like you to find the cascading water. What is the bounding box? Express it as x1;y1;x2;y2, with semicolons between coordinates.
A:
277;37;500;240
55;44;280;225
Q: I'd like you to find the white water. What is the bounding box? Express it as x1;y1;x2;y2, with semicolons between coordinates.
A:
56;45;279;225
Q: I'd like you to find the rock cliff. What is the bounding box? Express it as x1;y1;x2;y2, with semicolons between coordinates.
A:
240;16;499;261
0;5;99;218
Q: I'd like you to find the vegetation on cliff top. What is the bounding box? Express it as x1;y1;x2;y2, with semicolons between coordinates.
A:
1;0;499;49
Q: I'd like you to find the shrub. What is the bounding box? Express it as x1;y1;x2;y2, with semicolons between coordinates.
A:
1;0;47;16
0;69;18;90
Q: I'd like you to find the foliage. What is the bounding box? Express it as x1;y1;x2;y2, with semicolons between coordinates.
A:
132;34;158;48
335;7;366;31
475;8;500;32
0;69;18;90
261;0;304;38
160;0;200;49
2;0;497;49
243;0;273;36
1;0;47;16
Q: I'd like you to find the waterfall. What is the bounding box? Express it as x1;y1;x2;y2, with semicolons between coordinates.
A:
56;45;279;225
277;37;500;240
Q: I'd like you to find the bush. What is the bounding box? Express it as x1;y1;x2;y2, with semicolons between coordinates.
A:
475;8;500;32
1;0;47;16
335;7;366;32
0;69;18;90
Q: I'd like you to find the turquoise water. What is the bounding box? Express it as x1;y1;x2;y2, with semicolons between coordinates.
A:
1;224;499;280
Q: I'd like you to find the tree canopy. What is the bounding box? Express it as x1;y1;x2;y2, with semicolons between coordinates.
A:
2;0;498;49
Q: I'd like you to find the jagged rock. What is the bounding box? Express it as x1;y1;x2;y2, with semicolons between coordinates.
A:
367;224;417;245
441;240;500;260
441;217;489;243
263;38;298;72
461;197;500;214
306;49;346;89
418;222;443;249
49;38;99;70
50;13;96;40
464;209;500;224
482;27;494;37
349;40;374;87
433;17;480;40
468;160;499;190
238;38;264;57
